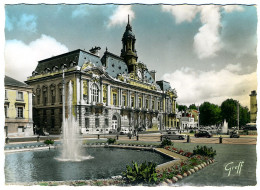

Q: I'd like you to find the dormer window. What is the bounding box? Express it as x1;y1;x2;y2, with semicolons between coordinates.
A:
52;66;58;72
32;71;38;76
70;61;76;67
45;68;51;73
61;64;67;70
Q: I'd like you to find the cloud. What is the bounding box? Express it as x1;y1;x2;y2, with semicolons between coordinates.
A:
161;5;199;24
162;64;256;107
5;13;37;33
5;13;15;31
17;14;38;32
72;5;89;18
5;35;69;82
222;5;244;13
193;6;222;59
162;5;247;59
225;63;242;72
108;5;135;27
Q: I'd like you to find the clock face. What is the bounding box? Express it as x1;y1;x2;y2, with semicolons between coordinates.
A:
137;69;142;79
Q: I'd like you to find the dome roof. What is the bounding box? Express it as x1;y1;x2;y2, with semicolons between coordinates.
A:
123;28;135;39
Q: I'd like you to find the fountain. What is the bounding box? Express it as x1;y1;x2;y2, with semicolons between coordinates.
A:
57;79;93;161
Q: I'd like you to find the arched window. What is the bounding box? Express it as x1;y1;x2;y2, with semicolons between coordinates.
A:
91;84;99;103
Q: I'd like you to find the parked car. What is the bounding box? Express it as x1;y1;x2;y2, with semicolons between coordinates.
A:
162;131;186;140
194;131;212;138
230;130;240;138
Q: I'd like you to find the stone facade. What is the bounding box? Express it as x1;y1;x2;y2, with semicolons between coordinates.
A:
26;19;178;135
4;76;34;137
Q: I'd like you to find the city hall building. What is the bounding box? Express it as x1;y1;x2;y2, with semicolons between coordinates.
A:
26;19;178;135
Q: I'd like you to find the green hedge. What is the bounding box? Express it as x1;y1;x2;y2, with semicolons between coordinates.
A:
122;161;158;184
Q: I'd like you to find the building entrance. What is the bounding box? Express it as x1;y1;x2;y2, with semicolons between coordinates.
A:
112;115;117;130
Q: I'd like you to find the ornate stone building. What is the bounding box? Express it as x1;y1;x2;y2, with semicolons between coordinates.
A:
26;18;178;135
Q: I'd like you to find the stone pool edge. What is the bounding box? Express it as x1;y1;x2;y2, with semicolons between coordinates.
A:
4;144;215;186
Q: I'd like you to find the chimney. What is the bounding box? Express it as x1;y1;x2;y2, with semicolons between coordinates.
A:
150;70;156;81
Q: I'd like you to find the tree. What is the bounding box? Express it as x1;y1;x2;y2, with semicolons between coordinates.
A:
189;104;198;110
178;104;188;112
220;99;238;128
239;106;250;127
199;102;222;126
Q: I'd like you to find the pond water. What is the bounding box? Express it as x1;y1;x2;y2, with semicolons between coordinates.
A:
5;147;172;183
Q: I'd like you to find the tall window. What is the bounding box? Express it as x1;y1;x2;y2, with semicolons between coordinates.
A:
85;118;89;128
152;100;155;110
122;95;126;106
5;90;7;99
36;88;41;105
37;95;40;105
131;96;135;107
17;91;23;100
51;89;55;104
158;101;160;111
43;91;47;106
91;84;99;102
113;94;117;106
105;118;109;127
146;99;149;109
4;106;8;118
138;97;142;108
51;118;55;128
59;88;63;103
95;118;99;127
17;107;23;118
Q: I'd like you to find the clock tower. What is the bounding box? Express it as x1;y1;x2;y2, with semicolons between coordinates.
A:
121;15;138;73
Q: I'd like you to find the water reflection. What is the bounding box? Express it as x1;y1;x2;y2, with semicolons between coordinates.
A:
5;147;171;183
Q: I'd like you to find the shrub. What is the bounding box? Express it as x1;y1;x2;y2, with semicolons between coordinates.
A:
160;137;173;147
107;138;116;144
122;161;158;184
44;139;54;145
193;145;216;158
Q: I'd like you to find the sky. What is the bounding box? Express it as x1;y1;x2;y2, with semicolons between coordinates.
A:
4;3;257;108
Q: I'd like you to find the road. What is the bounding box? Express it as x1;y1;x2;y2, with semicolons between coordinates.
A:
5;133;257;145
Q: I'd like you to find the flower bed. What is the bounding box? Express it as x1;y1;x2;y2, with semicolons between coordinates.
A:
164;146;193;157
156;146;215;185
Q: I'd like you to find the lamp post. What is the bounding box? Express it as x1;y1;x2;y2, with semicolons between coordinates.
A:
237;101;239;131
197;105;200;128
62;69;66;126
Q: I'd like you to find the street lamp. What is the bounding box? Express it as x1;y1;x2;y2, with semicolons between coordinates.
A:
197;105;200;128
237;101;239;131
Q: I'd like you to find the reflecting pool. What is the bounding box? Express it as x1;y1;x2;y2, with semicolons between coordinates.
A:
5;147;171;183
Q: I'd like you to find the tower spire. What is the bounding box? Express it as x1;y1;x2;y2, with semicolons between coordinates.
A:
121;15;138;72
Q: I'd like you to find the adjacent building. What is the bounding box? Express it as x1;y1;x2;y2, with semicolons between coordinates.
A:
26;18;178;135
4;76;34;137
249;90;257;123
179;110;198;130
